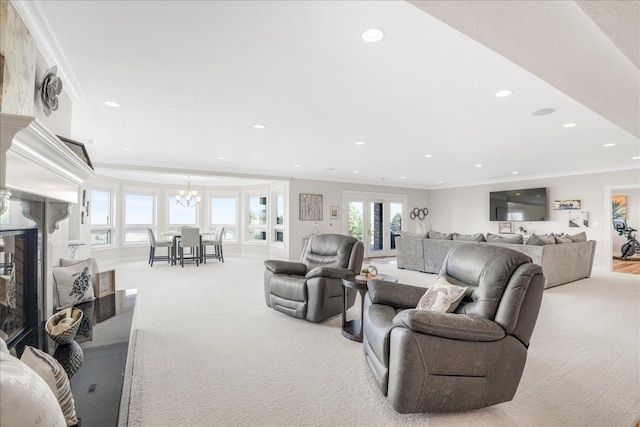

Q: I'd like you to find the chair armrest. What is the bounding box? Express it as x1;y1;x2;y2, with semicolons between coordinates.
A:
305;266;352;279
264;260;307;275
393;309;506;342
368;280;427;309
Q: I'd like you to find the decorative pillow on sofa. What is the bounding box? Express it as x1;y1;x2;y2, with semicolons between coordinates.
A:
526;233;556;245
398;231;428;239
428;231;453;240
416;277;467;313
452;232;486;242
569;231;587;242
53;258;95;309
486;233;523;244
0;347;66;427
554;234;573;243
21;346;78;427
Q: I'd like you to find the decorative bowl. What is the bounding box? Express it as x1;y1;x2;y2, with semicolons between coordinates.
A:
45;307;83;344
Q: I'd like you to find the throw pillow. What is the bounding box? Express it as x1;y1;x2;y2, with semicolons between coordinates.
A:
0;350;66;427
428;231;453;240
569;231;587;242
526;233;556;245
398;231;428;239
21;346;78;427
416;277;467;313
53;258;95;309
452;232;486;242
554;234;573;244
486;233;524;244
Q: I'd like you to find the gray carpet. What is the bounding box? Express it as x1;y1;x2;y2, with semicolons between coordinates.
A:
112;255;639;426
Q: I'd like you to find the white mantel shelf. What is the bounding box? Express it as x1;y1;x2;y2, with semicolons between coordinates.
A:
0;112;96;204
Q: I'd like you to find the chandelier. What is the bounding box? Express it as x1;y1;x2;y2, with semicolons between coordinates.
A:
175;177;201;208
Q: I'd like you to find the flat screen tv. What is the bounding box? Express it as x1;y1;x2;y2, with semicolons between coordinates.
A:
489;187;548;221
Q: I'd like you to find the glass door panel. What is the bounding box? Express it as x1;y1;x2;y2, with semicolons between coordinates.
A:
369;201;384;256
348;201;364;242
390;202;403;251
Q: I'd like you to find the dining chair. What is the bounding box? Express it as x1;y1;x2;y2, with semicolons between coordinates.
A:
202;227;225;263
147;228;173;267
178;227;200;267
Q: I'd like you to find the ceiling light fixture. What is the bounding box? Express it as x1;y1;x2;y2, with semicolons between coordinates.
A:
121;147;131;151
104;101;120;107
495;90;513;97
475;164;483;168
294;164;301;168
632;156;640;160
353;170;360;174
512;171;519;175
218;156;226;160
437;180;444;184
425;154;433;158
603;143;616;147
563;122;577;128
362;28;384;42
355;141;365;145
253;124;266;129
175;176;201;208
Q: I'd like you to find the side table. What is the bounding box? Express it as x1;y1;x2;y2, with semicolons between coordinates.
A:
341;273;398;342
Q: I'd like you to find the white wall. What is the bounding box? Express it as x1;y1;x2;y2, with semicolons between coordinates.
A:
430;169;640;271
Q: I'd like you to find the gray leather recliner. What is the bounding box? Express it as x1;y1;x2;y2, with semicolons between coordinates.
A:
264;234;364;322
363;243;545;413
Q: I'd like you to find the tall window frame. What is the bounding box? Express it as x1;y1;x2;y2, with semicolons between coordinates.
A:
123;189;157;245
90;186;116;247
271;187;285;247
244;190;268;244
208;192;239;243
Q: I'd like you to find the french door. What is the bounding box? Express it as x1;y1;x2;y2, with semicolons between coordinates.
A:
345;193;405;259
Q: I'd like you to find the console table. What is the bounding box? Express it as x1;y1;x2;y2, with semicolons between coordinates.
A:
49;290;136;427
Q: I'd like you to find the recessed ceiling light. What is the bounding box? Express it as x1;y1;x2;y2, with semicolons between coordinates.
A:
603;143;616;147
400;176;406;179
532;108;555;116
362;28;384;43
563;122;577;128
253;124;266;129
355;141;365;146
121;147;131;151
353;170;360;174
425;154;433;158
294;164;301;168
512;171;519;175
495;90;513;97
475;164;483;168
218;156;226;160
632;156;640;160
437;180;444;184
104;101;120;107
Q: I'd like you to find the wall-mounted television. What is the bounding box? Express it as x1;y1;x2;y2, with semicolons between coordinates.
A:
489;187;548;221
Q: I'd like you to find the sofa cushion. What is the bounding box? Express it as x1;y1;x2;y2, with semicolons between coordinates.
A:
554;234;573;244
452;232;486;242
569;231;587;242
486;233;523;244
398;231;428;239
53;258;96;309
428;230;453;240
302;234;357;269
526;233;556;246
416;277;466;313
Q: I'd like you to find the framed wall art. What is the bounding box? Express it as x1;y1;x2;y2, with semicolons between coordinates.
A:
612;195;627;220
553;200;580;210
299;193;323;220
329;205;339;220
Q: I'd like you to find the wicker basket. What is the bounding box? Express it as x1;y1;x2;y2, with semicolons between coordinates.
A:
45;307;83;344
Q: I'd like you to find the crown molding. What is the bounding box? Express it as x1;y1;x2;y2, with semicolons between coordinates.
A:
11;0;84;101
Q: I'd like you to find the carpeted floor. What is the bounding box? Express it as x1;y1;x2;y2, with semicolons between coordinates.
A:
112;255;639;427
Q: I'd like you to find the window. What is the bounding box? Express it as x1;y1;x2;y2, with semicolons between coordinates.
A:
169;195;197;228
272;191;285;244
90;189;113;246
247;194;267;241
124;193;154;243
210;196;238;241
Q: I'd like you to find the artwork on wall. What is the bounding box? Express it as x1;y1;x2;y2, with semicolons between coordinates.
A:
553;200;581;210
329;206;339;220
612;195;627;220
498;221;513;234
299;193;323;220
569;211;589;228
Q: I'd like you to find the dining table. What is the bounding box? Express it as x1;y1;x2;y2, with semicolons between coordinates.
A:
161;230;215;265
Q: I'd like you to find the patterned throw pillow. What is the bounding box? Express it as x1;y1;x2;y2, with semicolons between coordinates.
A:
0;350;66;427
526;233;556;245
416;277;467;313
21;346;79;427
53;258;95;309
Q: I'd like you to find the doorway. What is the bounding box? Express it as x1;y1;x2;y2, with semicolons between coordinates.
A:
605;184;640;275
345;192;406;259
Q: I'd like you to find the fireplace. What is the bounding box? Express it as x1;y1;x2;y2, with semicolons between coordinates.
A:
0;226;43;354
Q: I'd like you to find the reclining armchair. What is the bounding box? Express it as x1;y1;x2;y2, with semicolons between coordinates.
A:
264;234;364;322
363;243;544;413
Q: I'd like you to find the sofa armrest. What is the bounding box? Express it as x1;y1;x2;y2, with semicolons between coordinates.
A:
264;260;307;275
393;309;506;342
305;266;352;279
368;281;427;309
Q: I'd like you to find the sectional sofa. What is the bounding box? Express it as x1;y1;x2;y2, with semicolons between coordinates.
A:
395;231;596;289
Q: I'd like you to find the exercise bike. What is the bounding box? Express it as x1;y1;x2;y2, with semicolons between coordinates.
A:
613;219;640;259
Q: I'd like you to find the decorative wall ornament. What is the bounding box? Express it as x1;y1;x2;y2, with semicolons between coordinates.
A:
553;199;580;210
569;211;589;228
39;65;63;116
0;188;11;216
409;207;429;220
299;193;323;220
612;195;627;220
48;202;72;233
499;221;513;234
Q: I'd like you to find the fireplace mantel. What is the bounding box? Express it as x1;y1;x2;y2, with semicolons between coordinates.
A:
0;112;96;211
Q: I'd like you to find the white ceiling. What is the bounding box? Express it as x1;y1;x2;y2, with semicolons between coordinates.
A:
16;0;640;189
